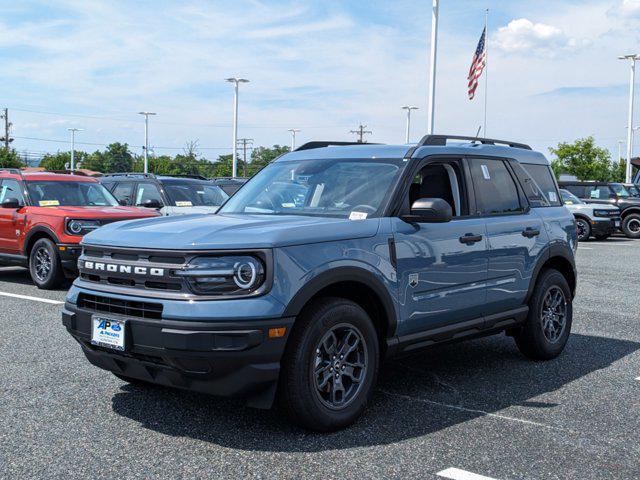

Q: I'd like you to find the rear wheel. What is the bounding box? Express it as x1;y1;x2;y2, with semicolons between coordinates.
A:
515;269;572;360
29;238;65;289
278;297;379;431
575;217;591;241
622;213;640;239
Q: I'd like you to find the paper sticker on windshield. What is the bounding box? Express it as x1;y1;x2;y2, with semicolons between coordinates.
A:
281;202;295;208
590;190;600;199
175;201;193;207
480;165;491;180
548;191;558;202
349;211;368;221
39;200;60;207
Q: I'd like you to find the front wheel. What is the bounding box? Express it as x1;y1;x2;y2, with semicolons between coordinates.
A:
278;297;379;431
515;269;572;360
575;217;591;241
622;213;640;239
29;238;65;289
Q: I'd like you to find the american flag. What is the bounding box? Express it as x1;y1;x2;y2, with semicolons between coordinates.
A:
468;27;486;100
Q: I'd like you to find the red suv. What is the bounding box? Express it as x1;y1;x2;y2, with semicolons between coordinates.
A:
0;169;160;289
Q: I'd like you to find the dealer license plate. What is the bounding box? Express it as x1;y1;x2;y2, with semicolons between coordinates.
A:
615;220;621;228
91;316;126;351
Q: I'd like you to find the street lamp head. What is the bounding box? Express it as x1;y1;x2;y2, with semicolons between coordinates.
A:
401;106;419;110
138;111;157;116
67;128;83;132
619;54;640;60
226;77;250;84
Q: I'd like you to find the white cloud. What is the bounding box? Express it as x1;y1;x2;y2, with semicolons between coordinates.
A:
611;0;640;17
493;18;587;57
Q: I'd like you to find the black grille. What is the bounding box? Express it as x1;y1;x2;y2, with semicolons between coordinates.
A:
78;293;163;319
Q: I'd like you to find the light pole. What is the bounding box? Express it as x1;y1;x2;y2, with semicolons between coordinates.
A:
427;0;439;134
619;54;640;183
401;106;419;143
138;112;156;174
226;77;249;178
67;128;83;172
288;129;301;150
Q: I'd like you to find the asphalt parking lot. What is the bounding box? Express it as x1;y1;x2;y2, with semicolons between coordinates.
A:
1;237;639;479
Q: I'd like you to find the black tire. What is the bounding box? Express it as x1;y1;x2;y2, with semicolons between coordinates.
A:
594;234;610;241
515;269;572;360
621;213;640;239
574;217;591;241
278;297;379;431
28;238;65;289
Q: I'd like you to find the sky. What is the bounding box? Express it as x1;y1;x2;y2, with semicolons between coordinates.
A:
1;0;640;164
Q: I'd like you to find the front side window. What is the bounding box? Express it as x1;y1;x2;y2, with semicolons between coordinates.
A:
111;182;135;205
585;185;614;200
163;182;229;207
0;179;25;204
627;184;640;197
26;181;118;207
135;182;164;206
220;158;405;218
469;159;523;215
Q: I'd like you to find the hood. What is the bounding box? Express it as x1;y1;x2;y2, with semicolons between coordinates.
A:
29;205;159;219
160;206;219;216
82;213;381;250
565;203;618;212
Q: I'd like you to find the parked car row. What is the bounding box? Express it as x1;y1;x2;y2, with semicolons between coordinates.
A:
558;181;640;240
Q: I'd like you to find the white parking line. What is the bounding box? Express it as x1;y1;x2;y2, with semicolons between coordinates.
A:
0;291;63;305
437;467;499;480
578;247;593;250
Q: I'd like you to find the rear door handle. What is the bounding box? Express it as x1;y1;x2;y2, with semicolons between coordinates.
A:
522;228;540;238
459;233;483;245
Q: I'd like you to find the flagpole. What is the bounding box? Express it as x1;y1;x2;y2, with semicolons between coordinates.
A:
427;0;439;134
483;8;489;137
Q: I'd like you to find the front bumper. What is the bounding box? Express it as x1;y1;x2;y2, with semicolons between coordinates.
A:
62;302;294;408
591;218;618;236
58;244;82;276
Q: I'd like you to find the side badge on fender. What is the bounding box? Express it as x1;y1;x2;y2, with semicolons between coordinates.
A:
409;273;419;288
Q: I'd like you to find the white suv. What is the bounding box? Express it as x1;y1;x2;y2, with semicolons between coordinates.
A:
560;189;620;241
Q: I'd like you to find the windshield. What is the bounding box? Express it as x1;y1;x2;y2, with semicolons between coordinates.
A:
610;183;630;197
626;184;640;197
27;181;118;207
219;158;405;218
560;189;584;205
163;182;229;207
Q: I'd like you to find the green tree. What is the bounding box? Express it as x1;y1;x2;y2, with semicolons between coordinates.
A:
0;149;23;168
549;137;614;181
39;151;89;171
248;145;289;176
83;143;133;173
213;154;233;177
610;158;627;183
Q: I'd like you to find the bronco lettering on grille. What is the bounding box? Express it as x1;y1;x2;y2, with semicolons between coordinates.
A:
83;261;165;277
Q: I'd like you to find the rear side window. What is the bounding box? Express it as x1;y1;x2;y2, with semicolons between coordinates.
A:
520;163;561;206
563;185;587;198
469;159;523;215
584;185;613;200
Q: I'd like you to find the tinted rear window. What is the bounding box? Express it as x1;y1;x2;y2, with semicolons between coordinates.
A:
521;163;561;206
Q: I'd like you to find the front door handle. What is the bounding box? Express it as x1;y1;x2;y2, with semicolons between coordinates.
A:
522;227;540;238
459;233;483;245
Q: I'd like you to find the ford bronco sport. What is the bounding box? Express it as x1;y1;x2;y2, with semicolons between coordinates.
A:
62;135;577;431
559;189;620;241
0;169;159;288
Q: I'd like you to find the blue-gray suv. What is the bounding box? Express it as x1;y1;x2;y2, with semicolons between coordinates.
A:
62;135;578;431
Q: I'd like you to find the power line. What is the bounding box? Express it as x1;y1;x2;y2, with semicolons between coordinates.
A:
0;108;14;149
12;135;232;151
236;138;254;177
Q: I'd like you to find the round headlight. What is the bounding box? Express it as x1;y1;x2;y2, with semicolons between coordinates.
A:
68;220;83;234
234;261;257;289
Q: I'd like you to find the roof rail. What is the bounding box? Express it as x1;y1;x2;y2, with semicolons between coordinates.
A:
101;172;157;179
0;168;23;176
159;174;208;180
417;134;532;150
295;141;382;151
46;170;89;176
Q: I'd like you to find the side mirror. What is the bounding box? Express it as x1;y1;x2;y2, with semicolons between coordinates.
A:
402;198;452;224
118;199;129;206
141;199;162;209
1;197;21;209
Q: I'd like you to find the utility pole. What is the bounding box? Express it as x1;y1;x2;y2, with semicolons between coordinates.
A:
427;0;440;134
620;54;640;183
236;138;254;177
226;77;250;178
401;106;419;143
288;128;301;150
350;125;372;143
138;112;156;174
67;128;83;172
0;108;14;150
